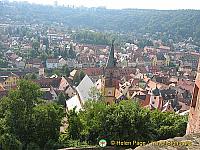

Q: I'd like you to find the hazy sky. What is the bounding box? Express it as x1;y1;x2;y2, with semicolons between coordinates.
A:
11;0;200;10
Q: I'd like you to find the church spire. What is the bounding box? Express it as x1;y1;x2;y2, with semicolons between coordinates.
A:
106;39;116;68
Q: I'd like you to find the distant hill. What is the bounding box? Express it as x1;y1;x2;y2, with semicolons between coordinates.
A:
1;2;200;42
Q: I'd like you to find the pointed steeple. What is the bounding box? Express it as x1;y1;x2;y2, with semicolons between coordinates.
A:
106;39;116;68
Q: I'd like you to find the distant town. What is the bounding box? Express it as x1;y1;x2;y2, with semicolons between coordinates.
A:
1;1;200;149
0;20;199;114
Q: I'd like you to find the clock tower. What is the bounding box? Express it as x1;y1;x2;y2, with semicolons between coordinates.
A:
102;40;119;104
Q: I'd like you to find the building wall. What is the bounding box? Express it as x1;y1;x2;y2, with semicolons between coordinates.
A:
186;56;200;134
46;62;58;69
2;76;18;89
186;83;200;134
25;64;33;69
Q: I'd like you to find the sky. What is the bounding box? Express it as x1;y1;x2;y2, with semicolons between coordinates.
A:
9;0;200;10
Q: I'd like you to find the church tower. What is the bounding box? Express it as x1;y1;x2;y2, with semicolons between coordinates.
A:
186;58;200;134
102;40;119;104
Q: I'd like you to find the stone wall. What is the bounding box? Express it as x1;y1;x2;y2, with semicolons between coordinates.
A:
59;147;117;150
135;133;200;150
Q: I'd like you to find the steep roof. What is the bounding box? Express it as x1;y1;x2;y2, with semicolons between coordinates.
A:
66;95;82;111
152;86;160;96
76;75;94;103
34;77;62;88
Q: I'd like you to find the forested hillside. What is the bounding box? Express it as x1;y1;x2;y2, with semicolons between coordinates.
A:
1;2;200;41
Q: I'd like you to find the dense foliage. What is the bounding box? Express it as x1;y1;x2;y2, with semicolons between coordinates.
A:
72;30;122;45
1;2;200;42
65;100;188;148
0;80;65;149
73;70;86;86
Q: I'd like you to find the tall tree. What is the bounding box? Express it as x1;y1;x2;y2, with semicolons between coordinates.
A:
32;40;40;52
62;65;70;77
0;80;65;149
5;80;42;147
69;43;76;59
32;103;64;148
79;71;85;81
57;93;67;108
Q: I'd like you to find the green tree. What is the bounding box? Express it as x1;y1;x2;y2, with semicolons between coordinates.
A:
79;71;85;81
150;110;188;140
89;87;104;101
73;74;80;86
52;69;61;76
73;70;86;86
32;103;65;148
26;142;40;150
32;40;40;51
0;133;22;150
62;65;70;77
67;108;83;141
57;93;67;108
66;100;188;147
43;37;49;51
68;43;76;59
4;80;42;147
138;39;154;49
0;80;65;149
24;73;37;80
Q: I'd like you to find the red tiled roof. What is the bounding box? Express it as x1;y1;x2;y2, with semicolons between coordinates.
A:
26;59;42;64
178;79;194;93
34;78;62;88
140;94;150;107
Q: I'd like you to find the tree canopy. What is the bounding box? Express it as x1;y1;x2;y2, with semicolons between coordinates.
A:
0;80;65;149
2;2;200;42
65;100;188;148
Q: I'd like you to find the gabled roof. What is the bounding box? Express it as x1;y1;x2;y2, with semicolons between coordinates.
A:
76;75;94;103
0;72;19;83
152;86;160;96
66;95;82;112
160;88;176;100
34;77;62;89
70;69;78;77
